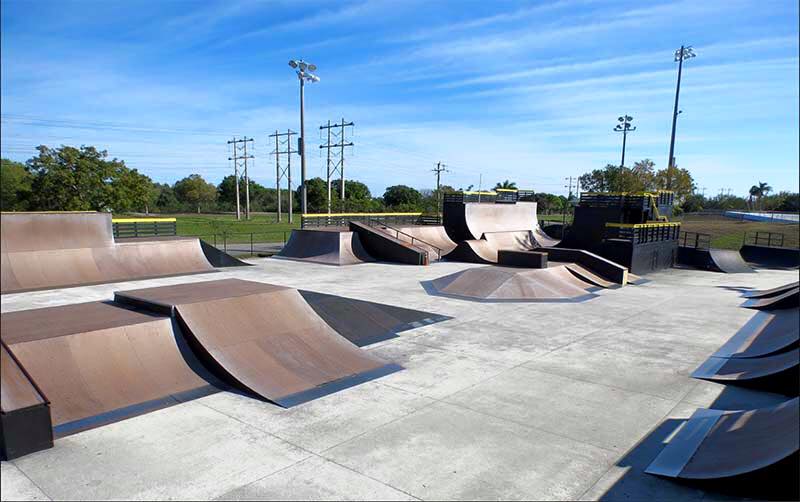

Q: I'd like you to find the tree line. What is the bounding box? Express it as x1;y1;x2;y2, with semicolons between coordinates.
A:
2;145;795;215
0;145;572;215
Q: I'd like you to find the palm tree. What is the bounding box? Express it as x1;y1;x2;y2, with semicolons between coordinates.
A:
748;185;759;210
751;181;773;210
494;180;517;190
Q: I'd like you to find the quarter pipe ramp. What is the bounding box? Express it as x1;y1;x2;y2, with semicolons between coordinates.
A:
741;281;799;299
275;229;374;265
115;279;401;407
0;213;245;294
677;247;755;273
741;287;799;310
646;398;799;479
713;309;799;359
691;348;799;382
443;201;559;245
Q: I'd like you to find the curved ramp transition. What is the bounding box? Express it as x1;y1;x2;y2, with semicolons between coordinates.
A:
1;302;218;437
692;348;798;382
0;213;234;294
713;309;799;358
646;398;799;479
677;247;755;273
424;265;598;302
115;279;400;407
741;287;799;310
742;281;799;299
390;225;457;260
276;229;374;265
443;200;559;246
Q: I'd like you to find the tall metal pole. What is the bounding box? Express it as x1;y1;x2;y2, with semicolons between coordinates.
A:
233;137;241;220
299;77;307;215
275;131;281;222
325;119;332;214
243;137;251;220
668;45;694;172
340;118;346;203
621;127;628;167
287;129;293;223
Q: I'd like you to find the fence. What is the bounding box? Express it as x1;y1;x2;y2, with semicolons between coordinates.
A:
605;222;681;244
112;218;177;238
679;231;711;249
743;231;786;248
186;231;291;256
301;212;423;228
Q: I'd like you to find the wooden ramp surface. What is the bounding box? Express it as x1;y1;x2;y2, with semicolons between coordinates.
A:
115;279;400;407
275;229;374;265
691;348;798;382
741;281;800;298
713;309;799;358
646;398;799;479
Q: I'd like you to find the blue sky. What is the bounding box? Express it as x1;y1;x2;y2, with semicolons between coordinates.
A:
2;0;798;197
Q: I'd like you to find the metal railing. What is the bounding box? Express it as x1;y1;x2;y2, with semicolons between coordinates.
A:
187;231;290;256
680;231;711;249
301;212;422;228
112;218;177;238
367;219;442;260
605;222;681;243
744;231;786;248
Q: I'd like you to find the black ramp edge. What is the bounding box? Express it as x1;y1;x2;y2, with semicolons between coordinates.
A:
272;364;404;408
200;240;252;267
349;221;427;265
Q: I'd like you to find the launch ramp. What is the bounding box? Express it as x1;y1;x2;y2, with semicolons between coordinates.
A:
115;279;400;407
713;309;799;358
646;398;799;479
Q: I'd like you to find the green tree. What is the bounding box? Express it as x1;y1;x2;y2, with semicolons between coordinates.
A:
296;177;329;213
494;180;517;190
110;166;156;213
0;158;33;210
655;163;695;203
154;183;179;211
174;174;217;213
681;193;705;213
332;179;371;200
383;185;422;208
26;145;119;210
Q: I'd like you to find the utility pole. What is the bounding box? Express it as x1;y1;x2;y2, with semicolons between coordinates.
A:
433;161;448;222
319;118;354;213
614;115;636;167
668;45;696;172
269;129;297;223
228;137;254;220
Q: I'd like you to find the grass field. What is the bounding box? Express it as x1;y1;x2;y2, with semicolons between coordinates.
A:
675;213;799;250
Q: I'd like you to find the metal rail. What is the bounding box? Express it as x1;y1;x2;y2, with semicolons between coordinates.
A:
366;219;443;260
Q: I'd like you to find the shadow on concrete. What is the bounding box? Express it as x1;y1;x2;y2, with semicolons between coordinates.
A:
596;386;799;501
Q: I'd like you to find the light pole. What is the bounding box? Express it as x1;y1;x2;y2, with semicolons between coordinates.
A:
289;59;320;216
667;45;695;172
614;115;636;167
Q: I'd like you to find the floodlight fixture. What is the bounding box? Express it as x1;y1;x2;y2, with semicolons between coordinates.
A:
613;114;635;167
289;60;298;68
667;45;696;170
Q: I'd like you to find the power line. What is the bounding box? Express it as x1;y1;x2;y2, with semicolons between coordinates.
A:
227;136;254;220
319;118;354;213
269;129;297;223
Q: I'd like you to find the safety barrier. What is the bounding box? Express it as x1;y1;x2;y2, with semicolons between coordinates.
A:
744;231;787;248
680;231;711;250
112;218;177;238
605;222;681;243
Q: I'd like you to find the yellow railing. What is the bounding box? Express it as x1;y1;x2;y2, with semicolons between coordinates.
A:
111;218;177;223
605;222;681;229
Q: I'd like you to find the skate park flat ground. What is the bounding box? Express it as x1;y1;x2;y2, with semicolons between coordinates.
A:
1;259;797;501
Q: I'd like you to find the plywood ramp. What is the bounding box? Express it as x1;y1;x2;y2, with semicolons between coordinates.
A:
393;225;458;256
1;302;217;435
741;281;800;299
646;398;799;479
741;288;799;310
713;309;799;358
115;279;400;407
426;265;597;302
275;229;374;265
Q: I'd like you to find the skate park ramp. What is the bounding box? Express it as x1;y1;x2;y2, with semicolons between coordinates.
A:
741;287;799;310
387;225;457;260
447;238;500;264
0;212;247;294
741;281;799;298
712;309;799;359
275;228;374;265
740;244;800;269
0;301;221;438
299;290;451;346
114;279;401;407
443;200;559;245
691;348;799;382
561;262;618;289
646;398;799;479
423;265;599;302
677;247;755;273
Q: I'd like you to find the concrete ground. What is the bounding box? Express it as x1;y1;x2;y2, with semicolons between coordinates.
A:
1;258;796;501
